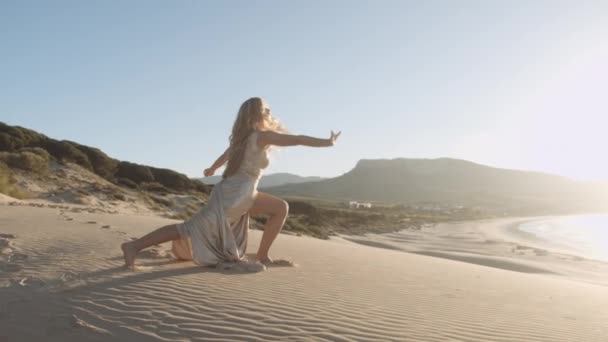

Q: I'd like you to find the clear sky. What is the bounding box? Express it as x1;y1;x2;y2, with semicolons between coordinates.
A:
1;1;607;181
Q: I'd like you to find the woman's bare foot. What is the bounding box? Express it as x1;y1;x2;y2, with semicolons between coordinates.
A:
121;241;137;269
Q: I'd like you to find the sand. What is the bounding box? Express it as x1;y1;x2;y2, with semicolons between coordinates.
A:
1;204;607;341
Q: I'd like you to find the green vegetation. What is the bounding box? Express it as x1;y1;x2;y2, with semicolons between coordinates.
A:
0;122;210;195
0;162;28;198
0;150;49;174
250;199;492;240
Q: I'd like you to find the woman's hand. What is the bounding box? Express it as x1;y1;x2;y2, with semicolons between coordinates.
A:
329;130;342;146
204;168;215;177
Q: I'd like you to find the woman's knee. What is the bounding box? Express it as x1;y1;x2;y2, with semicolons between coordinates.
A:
276;200;289;218
250;192;289;218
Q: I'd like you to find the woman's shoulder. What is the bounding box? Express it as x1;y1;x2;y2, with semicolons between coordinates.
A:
248;130;262;149
251;130;270;150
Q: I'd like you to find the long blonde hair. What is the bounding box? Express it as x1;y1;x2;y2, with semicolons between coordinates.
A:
222;97;286;178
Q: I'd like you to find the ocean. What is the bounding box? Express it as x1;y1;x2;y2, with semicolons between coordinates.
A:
518;214;608;262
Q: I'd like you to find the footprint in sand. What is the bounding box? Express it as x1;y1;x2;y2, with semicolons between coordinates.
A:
46;314;110;336
1;237;15;254
1;234;30;274
15;276;46;288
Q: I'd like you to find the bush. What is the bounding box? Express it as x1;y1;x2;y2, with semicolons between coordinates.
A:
0;132;16;152
149;167;190;191
112;193;126;201
72;143;118;179
287;201;317;215
141;182;170;194
149;194;174;207
0;123;46;151
192;179;211;194
115;162;154;184
288;201;323;225
0;162;27;198
116;177;138;189
0;151;49;173
18;147;50;162
42;140;92;169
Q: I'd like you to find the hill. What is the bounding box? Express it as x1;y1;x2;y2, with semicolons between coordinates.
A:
265;158;608;214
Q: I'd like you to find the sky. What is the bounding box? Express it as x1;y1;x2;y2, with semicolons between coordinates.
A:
1;1;607;181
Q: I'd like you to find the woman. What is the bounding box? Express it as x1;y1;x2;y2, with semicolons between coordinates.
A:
121;97;340;270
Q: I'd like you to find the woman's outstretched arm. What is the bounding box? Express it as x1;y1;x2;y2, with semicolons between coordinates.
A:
257;130;341;148
204;147;229;176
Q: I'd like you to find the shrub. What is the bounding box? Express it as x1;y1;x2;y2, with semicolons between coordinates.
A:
115;162;154;184
287;201;317;215
288;201;323;225
149;167;190;191
0;151;48;173
18;147;50;162
0;123;46;150
42;140;92;169
149;194;174;207
71;143;118;179
112;193;126;201
0;132;16;151
0;162;27;198
141;182;170;194
192;180;211;194
116;177;138;189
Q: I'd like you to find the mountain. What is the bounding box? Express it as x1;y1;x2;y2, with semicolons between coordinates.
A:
198;173;324;188
264;158;608;214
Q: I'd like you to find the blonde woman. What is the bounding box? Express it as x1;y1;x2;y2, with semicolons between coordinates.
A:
121;97;341;270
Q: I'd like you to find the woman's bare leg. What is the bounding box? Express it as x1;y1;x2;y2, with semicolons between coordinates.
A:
121;224;180;268
248;192;289;263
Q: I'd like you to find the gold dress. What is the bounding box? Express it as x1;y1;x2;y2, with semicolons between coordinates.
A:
172;131;269;265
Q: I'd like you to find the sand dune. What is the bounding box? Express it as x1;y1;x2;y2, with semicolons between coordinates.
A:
1;204;607;341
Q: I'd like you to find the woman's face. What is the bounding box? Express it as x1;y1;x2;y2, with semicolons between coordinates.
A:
262;103;271;118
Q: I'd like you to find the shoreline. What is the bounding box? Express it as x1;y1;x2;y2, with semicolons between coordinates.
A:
336;215;608;287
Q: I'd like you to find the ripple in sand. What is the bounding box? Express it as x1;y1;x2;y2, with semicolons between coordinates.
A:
46;314;111;336
7;253;27;263
0;261;22;272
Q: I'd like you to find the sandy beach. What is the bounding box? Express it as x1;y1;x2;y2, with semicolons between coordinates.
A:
1;203;607;341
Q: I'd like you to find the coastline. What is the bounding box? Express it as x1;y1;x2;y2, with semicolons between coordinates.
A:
337;216;608;287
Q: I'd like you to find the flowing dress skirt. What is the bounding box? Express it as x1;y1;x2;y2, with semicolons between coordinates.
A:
172;173;260;266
